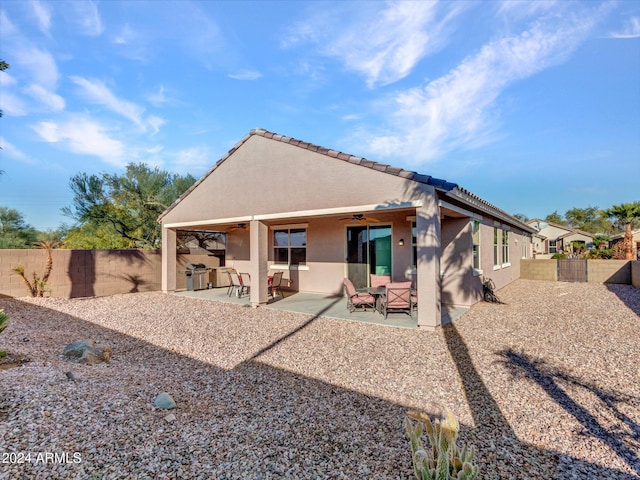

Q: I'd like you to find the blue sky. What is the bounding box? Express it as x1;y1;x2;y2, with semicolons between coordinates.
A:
1;0;639;231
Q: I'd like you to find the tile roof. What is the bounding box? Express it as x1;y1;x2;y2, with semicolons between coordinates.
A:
159;128;534;232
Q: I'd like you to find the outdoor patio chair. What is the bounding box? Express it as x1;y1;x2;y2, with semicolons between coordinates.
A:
268;271;284;299
226;270;237;296
380;281;413;319
229;271;249;298
343;278;376;313
370;274;391;289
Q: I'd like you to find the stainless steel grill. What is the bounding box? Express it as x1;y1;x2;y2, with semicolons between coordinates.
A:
180;263;210;291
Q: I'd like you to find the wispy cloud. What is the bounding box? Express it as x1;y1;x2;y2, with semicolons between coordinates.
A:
30;0;53;36
227;70;263;81
69;76;164;133
357;5;606;163
285;1;465;88
25;83;65;112
609;16;640;38
31;115;125;166
0;137;34;164
68;0;103;36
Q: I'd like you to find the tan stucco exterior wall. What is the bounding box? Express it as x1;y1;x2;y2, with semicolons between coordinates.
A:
632;261;640;288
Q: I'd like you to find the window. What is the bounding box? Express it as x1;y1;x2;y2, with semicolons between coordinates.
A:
549;240;557;254
472;220;481;271
411;221;417;267
493;226;500;267
502;229;509;265
274;228;306;265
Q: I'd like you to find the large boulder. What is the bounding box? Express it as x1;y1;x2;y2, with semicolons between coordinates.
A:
63;339;111;365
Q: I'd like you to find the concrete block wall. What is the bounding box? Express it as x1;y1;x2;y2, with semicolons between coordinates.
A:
520;259;557;281
631;261;640;288
521;259;633;285
587;260;631;284
0;249;162;298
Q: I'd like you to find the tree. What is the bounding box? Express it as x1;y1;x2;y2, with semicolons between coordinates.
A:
605;202;640;260
0;207;38;248
564;206;613;234
513;213;529;223
0;59;8;120
63;163;196;249
545;211;564;225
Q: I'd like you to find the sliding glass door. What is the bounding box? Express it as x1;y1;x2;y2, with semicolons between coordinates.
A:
346;225;392;289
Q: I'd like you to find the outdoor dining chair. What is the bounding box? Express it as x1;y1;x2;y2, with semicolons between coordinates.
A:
268;271;284;299
343;278;376;313
229;271;249;298
370;274;391;288
380;281;413;318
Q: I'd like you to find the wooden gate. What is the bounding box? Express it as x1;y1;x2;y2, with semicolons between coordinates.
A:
557;258;588;282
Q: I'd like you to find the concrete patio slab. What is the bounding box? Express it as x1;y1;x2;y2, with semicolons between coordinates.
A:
174;287;468;328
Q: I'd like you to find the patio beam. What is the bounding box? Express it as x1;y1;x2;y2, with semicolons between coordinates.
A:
249;220;269;307
415;202;442;330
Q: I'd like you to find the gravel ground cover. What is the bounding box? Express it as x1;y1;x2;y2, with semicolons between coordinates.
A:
0;279;638;479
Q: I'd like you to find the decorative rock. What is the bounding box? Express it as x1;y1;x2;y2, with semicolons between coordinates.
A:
65;371;76;381
63;339;111;365
154;392;176;410
164;413;176;422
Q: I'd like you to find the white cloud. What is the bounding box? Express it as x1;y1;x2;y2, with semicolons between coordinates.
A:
359;6;604;163
69;0;103;36
31;116;125;166
30;0;52;36
609;16;640;38
25;84;65;112
173;146;211;171
286;1;465;88
20;47;59;90
0;137;34;164
227;70;263;81
70;76;165;133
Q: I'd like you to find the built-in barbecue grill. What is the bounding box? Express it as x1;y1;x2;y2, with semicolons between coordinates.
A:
180;263;210;291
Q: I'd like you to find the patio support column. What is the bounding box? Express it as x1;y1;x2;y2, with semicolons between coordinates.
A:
416;202;441;330
162;227;177;293
249;220;269;307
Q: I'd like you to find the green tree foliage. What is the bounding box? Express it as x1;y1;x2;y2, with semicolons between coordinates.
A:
564;206;613;234
605;202;640;260
0;59;8;120
63;163;196;249
544;211;564;225
0;207;38;248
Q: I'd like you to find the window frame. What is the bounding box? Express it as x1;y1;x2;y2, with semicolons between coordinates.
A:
272;225;308;269
472;219;482;274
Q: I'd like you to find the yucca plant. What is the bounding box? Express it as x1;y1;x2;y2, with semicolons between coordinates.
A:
12;240;60;297
0;309;8;357
405;410;479;480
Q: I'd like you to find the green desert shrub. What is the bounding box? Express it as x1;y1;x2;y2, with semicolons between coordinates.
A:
405;410;479;480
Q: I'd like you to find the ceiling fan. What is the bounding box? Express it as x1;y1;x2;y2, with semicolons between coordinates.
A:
227;223;248;232
339;213;380;224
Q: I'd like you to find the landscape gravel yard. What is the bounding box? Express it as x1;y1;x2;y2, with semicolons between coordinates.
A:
0;279;638;479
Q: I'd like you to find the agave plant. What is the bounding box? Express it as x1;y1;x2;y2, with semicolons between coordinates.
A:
405;410;479;480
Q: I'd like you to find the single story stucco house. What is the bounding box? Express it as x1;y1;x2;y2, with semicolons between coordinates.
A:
527;219;595;256
159;129;536;329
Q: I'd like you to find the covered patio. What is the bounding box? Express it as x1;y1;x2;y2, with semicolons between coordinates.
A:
174;287;468;329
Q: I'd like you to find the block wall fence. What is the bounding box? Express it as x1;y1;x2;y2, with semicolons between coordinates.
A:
1;251;637;300
0;249;217;299
520;259;636;285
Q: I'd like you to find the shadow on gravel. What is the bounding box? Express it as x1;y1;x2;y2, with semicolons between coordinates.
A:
606;283;640;316
444;323;639;479
498;349;640;477
2;296;637;479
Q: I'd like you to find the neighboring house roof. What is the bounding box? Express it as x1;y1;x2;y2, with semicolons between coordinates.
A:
159;128;535;233
527;218;594;239
611;229;640;241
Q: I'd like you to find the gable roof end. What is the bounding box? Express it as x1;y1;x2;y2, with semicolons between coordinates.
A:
158;128;533;233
